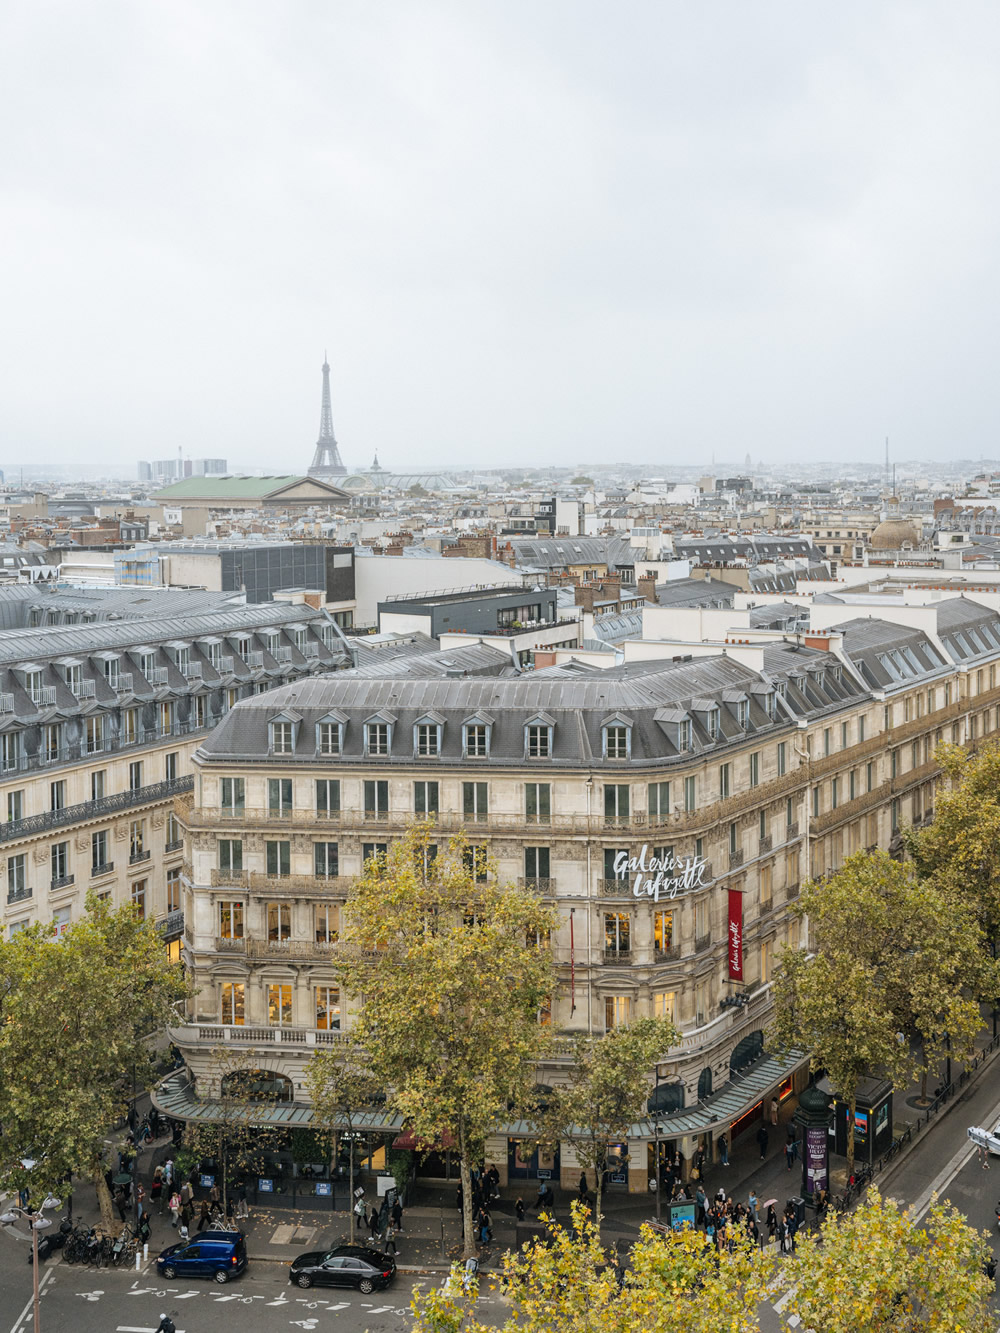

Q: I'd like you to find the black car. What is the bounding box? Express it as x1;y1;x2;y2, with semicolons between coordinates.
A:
289;1244;396;1292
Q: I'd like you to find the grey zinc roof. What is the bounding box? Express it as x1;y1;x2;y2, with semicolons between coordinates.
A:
197;643;864;768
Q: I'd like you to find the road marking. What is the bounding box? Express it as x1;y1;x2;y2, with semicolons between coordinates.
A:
116;1327;186;1333
909;1088;1000;1221
10;1269;56;1333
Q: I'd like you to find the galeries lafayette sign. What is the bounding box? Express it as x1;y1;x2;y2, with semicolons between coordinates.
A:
613;848;710;902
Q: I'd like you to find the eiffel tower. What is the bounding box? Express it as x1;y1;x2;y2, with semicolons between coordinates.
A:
307;353;347;479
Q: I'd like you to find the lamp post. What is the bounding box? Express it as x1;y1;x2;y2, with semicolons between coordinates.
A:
652;1064;663;1222
0;1198;59;1333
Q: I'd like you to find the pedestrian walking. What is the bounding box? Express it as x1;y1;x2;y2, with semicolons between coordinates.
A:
390;1197;403;1231
770;1096;779;1126
197;1201;211;1232
156;1316;176;1333
385;1226;398;1259
718;1135;729;1166
163;1158;173;1189
115;1187;128;1223
235;1190;249;1220
151;1167;164;1213
515;1197;525;1222
756;1125;769;1160
368;1206;380;1242
168;1191;181;1227
181;1199;194;1232
579;1171;589;1199
785;1139;795;1170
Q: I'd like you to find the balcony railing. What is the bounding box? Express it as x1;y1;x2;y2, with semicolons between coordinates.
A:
244;652;265;669
517;877;556;894
50;874;75;891
72;680;97;699
173;1021;347;1048
114;674;134;694
786;881;800;900
130;849;151;865
218;656;235;675
145;667;169;685
29;687;58;708
653;943;682;962
694;931;711;952
247;938;338;960
6;886;31;904
215;935;248;952
164;838;184;853
0;776;194;844
158;909;184;936
729;848;744;869
599;878;633;897
603;947;631;964
90;861;115;877
758;834;772;855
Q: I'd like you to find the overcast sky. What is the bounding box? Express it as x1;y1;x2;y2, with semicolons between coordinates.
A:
3;2;1000;475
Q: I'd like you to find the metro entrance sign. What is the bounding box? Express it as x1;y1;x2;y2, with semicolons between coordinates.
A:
613;848;710;902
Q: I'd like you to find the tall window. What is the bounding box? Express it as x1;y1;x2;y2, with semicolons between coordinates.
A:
122;708;137;745
219;839;243;874
526;725;551;758
364;780;389;820
92;830;109;872
652;991;675;1021
164;751;178;782
749;752;760;788
464;724;488;757
267;903;291;941
43;723;61;763
604;784;630;823
463;782;488;823
362;842;387;866
684;776;696;812
1;734;20;772
777;742;786;777
524;846;550;881
737;700;749;728
221;777;245;815
605;995;631;1030
166;867;181;912
51;842;70;885
128;760;143;792
86;715;105;754
315;905;339;943
222;982;245;1026
266;840;290;877
315;779;340;819
131;879;146;920
129;820;146;862
463;845;488;882
50;780;65;812
6;789;21;822
604;912;630;956
267;983;292;1026
315;985;341;1030
193;695;206;728
719;764;731;799
268;778;293;817
219;901;243;939
159;701;173;735
314;842;339;878
648;781;670;821
7;853;26;898
654;910;673;953
414;781;439;816
525;782;550;824
165;811;181;848
604;848;628;882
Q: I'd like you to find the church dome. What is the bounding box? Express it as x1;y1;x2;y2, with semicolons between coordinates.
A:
870;518;920;550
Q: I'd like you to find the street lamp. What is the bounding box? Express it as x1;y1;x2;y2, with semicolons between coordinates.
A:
0;1196;59;1333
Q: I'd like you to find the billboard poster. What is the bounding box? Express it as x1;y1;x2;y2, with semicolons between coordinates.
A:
727;889;744;980
805;1125;828;1193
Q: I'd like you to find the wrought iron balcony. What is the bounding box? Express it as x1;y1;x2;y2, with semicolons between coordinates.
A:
50;873;75;891
130;849;151;865
90;861;115;877
6;886;31;904
0;776;194;844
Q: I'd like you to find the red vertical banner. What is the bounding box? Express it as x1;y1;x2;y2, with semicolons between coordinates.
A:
727;889;744;981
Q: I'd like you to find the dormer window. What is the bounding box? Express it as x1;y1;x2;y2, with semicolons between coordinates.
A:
602;718;632;760
737;700;749;728
206;642;222;670
462;714;494;758
365;721;392;756
316;715;345;756
414;715;444;758
679;719;693;752
269;711;301;755
175;646;190;675
706;707;721;740
525;719;553;758
763;691;776;719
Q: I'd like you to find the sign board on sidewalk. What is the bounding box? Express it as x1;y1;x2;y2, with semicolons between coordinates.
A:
258;1178;274;1193
377;1176;397;1197
199;1174;215;1188
315;1182;332;1197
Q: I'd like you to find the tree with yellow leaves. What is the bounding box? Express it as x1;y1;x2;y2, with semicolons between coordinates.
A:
334;823;555;1258
783;1186;994;1332
410;1202;774;1333
772;849;996;1173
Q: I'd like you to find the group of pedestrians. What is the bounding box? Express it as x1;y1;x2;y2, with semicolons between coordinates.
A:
455;1164;500;1246
363;1193;404;1254
693;1185;800;1254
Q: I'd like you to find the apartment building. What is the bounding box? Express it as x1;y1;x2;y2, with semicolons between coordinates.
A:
160;594;995;1186
0;599;350;950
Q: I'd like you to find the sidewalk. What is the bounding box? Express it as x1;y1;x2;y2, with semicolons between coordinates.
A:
54;1028;1000;1276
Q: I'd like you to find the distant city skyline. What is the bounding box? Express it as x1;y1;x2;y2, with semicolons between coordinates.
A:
3;3;1000;469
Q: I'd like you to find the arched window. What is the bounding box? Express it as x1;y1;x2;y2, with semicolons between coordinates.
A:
697;1067;713;1101
729;1030;764;1077
647;1081;685;1115
220;1068;294;1103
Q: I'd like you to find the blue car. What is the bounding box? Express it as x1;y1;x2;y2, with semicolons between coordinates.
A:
156;1230;247;1283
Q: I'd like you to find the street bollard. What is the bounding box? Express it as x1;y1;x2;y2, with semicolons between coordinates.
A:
135;1251;141;1270
143;1243;148;1260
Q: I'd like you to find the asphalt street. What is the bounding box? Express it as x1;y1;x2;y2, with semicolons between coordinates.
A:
6;1064;1000;1333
